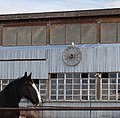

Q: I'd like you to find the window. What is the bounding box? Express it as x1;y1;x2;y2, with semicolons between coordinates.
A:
50;73;96;101
101;23;117;43
81;75;96;101
34;79;47;100
2;22;120;46
50;24;65;44
32;26;47;45
0;79;14;91
101;73;117;101
81;23;97;44
18;26;31;45
3;27;17;45
66;24;80;44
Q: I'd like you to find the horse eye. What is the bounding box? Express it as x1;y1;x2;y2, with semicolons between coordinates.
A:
30;82;33;85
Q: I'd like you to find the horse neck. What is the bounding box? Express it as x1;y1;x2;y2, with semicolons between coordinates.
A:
0;79;22;107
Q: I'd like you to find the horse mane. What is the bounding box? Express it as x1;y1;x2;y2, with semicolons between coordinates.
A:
0;78;21;107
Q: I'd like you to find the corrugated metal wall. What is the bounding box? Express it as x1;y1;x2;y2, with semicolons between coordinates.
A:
41;102;120;118
0;44;120;79
1;44;120;118
0;47;48;79
48;44;120;73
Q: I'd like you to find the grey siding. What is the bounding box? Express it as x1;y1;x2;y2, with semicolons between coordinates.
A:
41;102;120;118
0;44;120;79
0;47;48;79
48;44;120;73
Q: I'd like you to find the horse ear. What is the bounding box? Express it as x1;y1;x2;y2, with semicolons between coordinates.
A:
24;72;27;77
27;73;32;80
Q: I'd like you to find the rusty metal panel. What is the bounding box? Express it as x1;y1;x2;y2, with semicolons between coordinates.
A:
50;24;65;44
81;23;97;44
18;26;31;45
32;26;47;45
3;27;17;45
66;24;80;44
101;23;117;43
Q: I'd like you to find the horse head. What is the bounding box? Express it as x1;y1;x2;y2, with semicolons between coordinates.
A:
19;72;41;106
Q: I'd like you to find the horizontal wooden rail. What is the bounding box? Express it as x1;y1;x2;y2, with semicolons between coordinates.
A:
0;106;120;111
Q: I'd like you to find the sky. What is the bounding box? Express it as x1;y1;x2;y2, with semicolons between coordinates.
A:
0;0;120;14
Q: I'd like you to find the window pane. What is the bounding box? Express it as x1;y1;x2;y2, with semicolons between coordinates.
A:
82;96;88;100
81;23;97;44
73;90;80;94
73;73;80;78
90;79;95;83
58;73;64;78
90;73;96;78
50;24;65;44
110;73;116;78
102;79;108;83
66;90;72;94
51;85;56;89
102;96;108;100
82;79;88;83
73;96;80;100
51;80;57;85
81;73;88;78
73;79;80;83
66;85;72;89
18;26;31;45
102;73;109;78
110;96;116;100
73;85;80;89
118;73;120;78
117;23;120;43
58;79;64;84
66;96;72;100
58;90;64;94
66;24;80;44
58;96;64;100
32;26;47;45
90;96;95;100
66;73;72;78
3;27;17;45
51;96;56;100
0;28;2;45
51;74;57;78
51;90;56;94
101;23;117;43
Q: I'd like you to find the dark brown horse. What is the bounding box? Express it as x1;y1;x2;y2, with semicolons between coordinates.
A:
0;72;41;118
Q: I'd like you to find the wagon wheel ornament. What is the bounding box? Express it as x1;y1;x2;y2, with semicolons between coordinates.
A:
62;46;82;66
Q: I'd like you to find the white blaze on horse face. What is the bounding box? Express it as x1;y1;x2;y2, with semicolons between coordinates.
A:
32;83;41;103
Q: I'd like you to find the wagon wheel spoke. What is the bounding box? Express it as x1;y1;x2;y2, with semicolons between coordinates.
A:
62;46;82;66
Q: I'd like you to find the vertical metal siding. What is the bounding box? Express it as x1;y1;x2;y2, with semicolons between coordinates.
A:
48;44;120;73
0;44;120;79
0;48;48;79
42;102;120;118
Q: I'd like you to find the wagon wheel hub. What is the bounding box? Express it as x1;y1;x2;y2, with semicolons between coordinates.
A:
62;46;82;66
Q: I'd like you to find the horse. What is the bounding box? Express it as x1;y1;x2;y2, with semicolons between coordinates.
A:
0;72;41;118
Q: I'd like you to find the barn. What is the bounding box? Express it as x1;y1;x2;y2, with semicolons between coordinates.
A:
0;8;120;118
